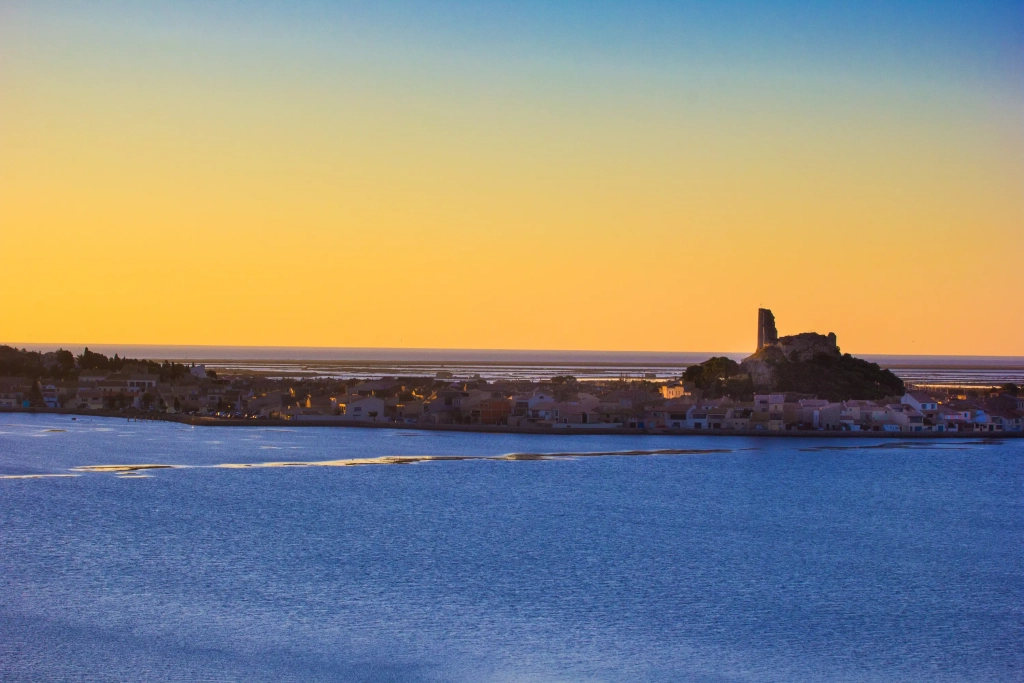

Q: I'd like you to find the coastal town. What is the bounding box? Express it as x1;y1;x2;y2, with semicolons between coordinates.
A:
0;331;1019;438
2;362;1021;434
2;311;1022;435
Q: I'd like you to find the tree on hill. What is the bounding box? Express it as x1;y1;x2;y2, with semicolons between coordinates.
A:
54;350;75;375
685;351;904;402
0;345;44;377
0;345;189;382
683;357;754;400
1;345;76;379
78;348;121;371
769;353;904;401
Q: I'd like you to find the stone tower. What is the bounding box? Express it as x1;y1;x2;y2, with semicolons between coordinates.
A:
757;308;778;350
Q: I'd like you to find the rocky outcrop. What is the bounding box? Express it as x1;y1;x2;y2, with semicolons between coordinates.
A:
738;314;901;399
742;331;839;390
773;332;840;362
742;356;777;391
683;310;903;401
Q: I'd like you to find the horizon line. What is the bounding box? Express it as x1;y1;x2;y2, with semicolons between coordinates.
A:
4;341;1024;363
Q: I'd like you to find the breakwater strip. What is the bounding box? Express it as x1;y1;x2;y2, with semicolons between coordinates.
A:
64;443;996;478
2;408;1020;438
69;448;740;475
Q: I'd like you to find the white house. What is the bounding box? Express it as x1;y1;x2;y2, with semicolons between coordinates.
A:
527;393;556;410
342;396;386;422
901;392;938;413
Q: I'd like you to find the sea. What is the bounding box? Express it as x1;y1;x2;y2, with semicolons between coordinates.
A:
12;344;1024;386
1;414;1021;682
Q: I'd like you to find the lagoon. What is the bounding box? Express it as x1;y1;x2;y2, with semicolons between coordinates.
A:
1;414;1021;681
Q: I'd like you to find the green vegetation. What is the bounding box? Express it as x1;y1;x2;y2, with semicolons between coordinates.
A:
771;353;904;401
76;347;124;371
0;346;76;379
0;345;190;382
683;357;754;399
683;352;904;401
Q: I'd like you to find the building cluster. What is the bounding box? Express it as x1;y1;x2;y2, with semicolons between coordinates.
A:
2;366;1022;433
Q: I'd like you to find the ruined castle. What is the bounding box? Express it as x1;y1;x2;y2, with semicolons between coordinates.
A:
756;308;778;350
744;309;840;389
754;308;837;359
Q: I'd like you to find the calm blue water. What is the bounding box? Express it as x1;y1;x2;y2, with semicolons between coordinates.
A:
1;415;1022;682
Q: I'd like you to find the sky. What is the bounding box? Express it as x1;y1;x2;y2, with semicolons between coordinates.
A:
1;1;1022;355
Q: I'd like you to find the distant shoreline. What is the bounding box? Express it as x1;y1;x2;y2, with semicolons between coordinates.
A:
6;343;1024;367
4;408;1020;439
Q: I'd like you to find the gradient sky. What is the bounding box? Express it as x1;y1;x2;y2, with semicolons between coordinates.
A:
2;1;1022;355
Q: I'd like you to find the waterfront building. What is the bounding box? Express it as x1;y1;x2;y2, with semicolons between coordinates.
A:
901;392;938;412
341;396;386;421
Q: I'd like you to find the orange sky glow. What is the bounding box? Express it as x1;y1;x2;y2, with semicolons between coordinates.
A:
1;3;1021;356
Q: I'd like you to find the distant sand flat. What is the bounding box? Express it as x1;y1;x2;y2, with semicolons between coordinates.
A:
0;474;79;479
72;448;735;476
73;464;178;473
216;455;473;468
